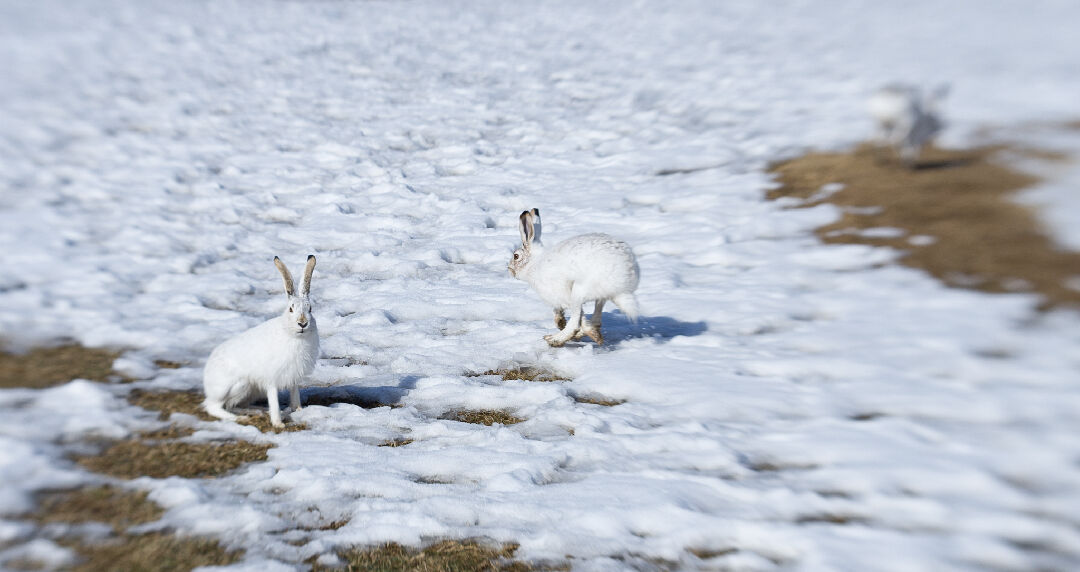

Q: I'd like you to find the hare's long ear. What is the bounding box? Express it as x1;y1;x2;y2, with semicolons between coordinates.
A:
518;210;534;247
530;208;542;245
274;256;295;296
300;255;316;298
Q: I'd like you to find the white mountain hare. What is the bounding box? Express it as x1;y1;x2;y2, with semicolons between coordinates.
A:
203;255;319;428
867;83;948;165
508;208;639;347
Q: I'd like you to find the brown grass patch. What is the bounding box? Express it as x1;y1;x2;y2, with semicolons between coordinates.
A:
441;410;524;426
689;548;739;560
0;344;120;388
19;485;241;572
469;367;571;383
138;425;196;440
312;540;542;572
768;144;1080;308
378;438;414;447
34;486;162;532
794;514;869;525
67;532;240;572
128;388;307;432
75;438;271;479
153;359;184;369
238;415;308;433
571;394;625;407
128;388;211;421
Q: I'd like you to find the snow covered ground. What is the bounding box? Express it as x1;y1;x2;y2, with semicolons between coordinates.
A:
2;0;1080;570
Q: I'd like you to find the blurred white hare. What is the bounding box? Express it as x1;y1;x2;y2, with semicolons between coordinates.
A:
508;208;639;347
203;255;319;428
867;83;948;165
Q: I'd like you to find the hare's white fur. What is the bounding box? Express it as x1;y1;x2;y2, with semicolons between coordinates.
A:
203;255;319;428
509;208;639;346
867;83;948;165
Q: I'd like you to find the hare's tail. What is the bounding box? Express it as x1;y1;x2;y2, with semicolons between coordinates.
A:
612;292;639;323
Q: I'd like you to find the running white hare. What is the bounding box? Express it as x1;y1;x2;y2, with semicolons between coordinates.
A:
203;255;319;428
867;83;949;166
508;208;639;347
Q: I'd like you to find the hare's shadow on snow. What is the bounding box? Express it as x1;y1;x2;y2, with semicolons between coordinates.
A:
256;376;418;411
593;313;707;348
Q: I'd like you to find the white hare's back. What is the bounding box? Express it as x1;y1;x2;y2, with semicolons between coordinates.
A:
549;233;639;300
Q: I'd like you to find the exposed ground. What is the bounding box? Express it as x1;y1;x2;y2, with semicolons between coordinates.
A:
468;367;571;383
15;486;240;572
75;437;272;480
0;345;120;388
441;409;525;426
768;143;1080;308
128;388;308;433
311;540;545;572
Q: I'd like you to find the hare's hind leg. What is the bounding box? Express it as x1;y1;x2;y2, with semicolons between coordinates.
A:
580;299;605;345
545;304;583;347
204;399;238;422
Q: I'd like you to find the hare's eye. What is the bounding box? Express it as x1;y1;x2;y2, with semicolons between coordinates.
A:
513;253;520;260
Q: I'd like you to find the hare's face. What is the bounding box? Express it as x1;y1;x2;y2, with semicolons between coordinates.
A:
508;246;530;278
284;296;315;335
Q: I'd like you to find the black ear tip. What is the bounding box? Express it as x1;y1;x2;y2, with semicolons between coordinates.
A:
307;254;315;261
520;210;530;217
532;208;540;216
273;256;281;262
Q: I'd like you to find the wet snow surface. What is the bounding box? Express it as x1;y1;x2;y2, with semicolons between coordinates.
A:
2;0;1080;570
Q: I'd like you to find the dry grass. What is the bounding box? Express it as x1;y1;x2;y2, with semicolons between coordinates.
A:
128;388;307;432
238;415;308;433
378;438;415;447
571;394;625;407
19;485;241;572
312;540;542;572
68;532;240;572
469;367;571;383
689;548;739;560
75;438;271;479
441;410;525;426
768;144;1080;308
794;513;869;525
34;486;162;532
128;388;212;421
138;425;197;440
0;344;120;388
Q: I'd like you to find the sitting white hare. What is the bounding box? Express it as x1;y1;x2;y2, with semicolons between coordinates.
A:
203;255;319;428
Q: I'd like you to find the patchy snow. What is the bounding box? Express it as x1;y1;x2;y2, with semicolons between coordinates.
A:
2;0;1080;570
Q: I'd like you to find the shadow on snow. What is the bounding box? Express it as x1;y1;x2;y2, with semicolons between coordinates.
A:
593;312;708;347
